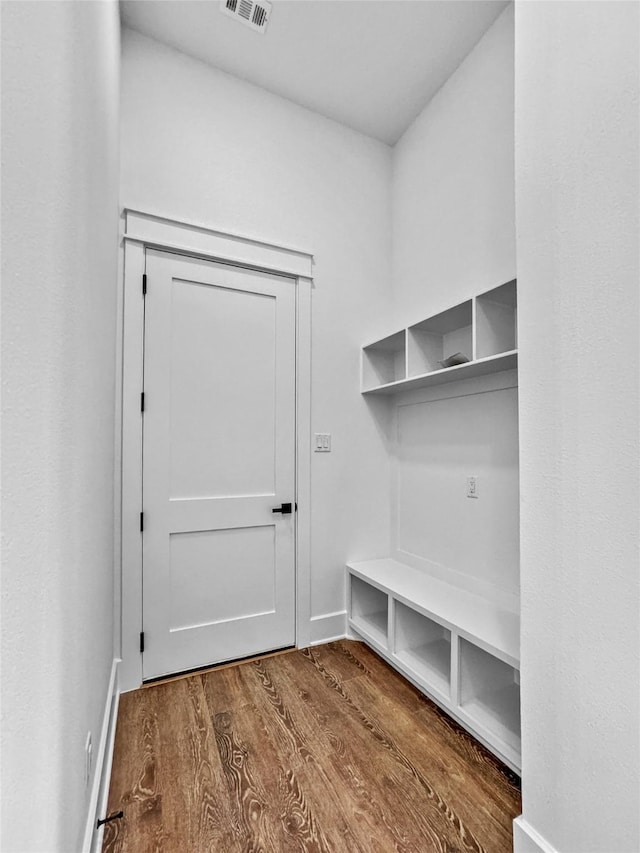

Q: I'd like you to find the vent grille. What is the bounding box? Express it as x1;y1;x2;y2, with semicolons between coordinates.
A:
221;0;271;33
252;4;267;27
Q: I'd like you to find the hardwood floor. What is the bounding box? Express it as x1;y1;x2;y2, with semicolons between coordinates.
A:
103;641;521;853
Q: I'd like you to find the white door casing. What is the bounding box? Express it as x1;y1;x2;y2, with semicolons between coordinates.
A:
141;249;296;679
118;209;313;692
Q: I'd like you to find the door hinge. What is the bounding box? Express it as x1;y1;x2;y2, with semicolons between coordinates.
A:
140;511;144;532
140;632;145;654
140;391;145;412
142;273;147;296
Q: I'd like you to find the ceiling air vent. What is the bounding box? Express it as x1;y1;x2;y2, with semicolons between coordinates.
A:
221;0;272;33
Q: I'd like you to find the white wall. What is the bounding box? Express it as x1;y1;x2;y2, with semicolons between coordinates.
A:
392;3;515;327
120;29;393;637
389;5;518;596
395;383;519;598
1;2;120;849
515;3;639;852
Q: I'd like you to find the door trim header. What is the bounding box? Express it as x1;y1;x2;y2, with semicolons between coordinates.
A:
123;208;314;279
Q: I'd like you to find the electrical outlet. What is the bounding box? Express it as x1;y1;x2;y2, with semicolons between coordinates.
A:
314;433;331;452
466;476;478;499
85;732;93;788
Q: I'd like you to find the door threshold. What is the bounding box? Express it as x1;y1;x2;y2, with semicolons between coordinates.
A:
141;645;297;689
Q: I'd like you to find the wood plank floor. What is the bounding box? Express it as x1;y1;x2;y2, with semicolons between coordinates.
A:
103;641;521;853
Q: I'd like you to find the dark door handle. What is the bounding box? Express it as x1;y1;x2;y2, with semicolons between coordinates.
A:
272;502;292;515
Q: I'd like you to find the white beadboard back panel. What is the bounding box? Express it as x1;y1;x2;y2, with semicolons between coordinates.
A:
394;385;519;598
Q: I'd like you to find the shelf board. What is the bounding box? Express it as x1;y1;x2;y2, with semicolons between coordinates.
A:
395;639;450;698
348;558;519;666
363;331;406;353
409;301;472;336
362;350;517;396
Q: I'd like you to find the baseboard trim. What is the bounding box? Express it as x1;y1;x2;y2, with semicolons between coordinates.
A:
308;610;347;645
513;816;559;853
82;658;120;853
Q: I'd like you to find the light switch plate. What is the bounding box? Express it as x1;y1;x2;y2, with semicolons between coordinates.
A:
314;433;331;452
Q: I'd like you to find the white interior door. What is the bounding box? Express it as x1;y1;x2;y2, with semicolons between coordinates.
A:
141;249;296;680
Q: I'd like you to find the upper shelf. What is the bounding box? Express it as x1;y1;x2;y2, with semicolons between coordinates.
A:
363;350;518;395
362;280;517;395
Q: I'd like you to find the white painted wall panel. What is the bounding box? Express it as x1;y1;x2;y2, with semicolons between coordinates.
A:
389;6;519;608
396;387;519;595
120;29;393;623
0;2;120;849
515;2;640;850
392;4;515;327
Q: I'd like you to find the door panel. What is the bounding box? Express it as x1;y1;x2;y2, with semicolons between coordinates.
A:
142;249;296;680
168;526;276;631
168;279;277;499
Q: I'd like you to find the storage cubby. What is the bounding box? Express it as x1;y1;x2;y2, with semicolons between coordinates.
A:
394;602;451;698
458;638;520;751
475;280;517;360
350;576;389;647
361;280;517;395
407;301;473;377
362;331;406;391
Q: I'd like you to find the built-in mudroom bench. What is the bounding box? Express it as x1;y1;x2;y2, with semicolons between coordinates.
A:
351;278;521;774
347;559;520;773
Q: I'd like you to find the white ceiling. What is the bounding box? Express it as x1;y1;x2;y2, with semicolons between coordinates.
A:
120;0;508;145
